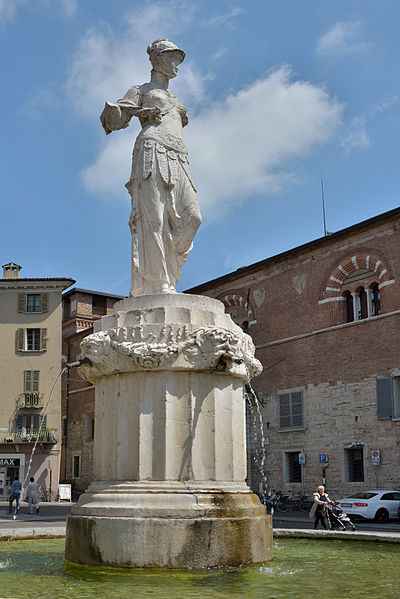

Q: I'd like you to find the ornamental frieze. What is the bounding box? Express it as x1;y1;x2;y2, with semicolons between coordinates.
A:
78;324;261;382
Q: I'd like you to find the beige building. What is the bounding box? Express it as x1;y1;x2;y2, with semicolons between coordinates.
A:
0;262;74;499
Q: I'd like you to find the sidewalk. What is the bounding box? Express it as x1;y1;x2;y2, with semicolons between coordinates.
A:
0;502;71;538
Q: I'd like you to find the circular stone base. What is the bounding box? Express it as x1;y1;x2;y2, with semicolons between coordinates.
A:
65;491;272;568
65;514;273;569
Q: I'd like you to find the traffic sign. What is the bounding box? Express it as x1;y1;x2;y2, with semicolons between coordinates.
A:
371;450;380;465
299;453;306;465
319;453;328;466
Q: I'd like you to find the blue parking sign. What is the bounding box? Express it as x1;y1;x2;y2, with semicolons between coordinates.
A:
319;453;328;464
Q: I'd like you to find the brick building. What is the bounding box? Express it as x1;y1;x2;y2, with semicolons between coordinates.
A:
187;207;400;498
61;288;124;491
0;262;74;499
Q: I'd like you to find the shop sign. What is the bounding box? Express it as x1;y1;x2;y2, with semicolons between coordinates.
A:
58;484;72;501
0;458;20;467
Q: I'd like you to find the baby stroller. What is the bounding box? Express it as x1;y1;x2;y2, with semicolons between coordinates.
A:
326;503;355;531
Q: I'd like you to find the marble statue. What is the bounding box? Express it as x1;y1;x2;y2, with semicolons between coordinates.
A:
100;39;201;296
65;41;271;570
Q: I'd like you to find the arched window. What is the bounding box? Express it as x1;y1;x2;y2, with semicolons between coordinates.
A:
357;287;367;320
344;291;354;323
371;283;380;317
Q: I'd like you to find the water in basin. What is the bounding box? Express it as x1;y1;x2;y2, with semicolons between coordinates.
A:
0;538;398;598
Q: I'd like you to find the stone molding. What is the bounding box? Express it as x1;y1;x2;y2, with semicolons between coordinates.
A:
79;322;262;382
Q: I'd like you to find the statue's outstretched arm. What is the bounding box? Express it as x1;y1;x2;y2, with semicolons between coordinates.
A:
100;85;159;134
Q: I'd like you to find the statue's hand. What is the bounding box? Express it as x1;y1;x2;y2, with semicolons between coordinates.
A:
148;106;162;124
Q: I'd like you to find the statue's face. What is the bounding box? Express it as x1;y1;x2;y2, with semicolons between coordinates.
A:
153;50;183;79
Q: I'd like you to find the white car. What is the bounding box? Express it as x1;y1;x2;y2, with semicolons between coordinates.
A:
337;490;400;523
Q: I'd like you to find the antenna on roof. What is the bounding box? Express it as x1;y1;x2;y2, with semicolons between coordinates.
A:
321;176;329;236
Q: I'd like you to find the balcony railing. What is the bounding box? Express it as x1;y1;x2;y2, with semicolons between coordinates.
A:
18;393;44;409
0;428;57;444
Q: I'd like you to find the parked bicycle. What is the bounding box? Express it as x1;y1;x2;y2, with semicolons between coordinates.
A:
275;491;313;512
38;488;58;502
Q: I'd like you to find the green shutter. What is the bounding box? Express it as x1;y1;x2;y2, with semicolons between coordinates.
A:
17;293;25;313
377;377;393;420
41;293;48;313
279;394;291;429
40;329;47;351
17;329;25;351
16;414;24;429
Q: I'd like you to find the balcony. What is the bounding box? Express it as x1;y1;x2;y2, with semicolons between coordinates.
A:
0;428;57;445
18;393;44;409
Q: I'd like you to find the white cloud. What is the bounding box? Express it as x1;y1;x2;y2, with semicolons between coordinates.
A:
66;1;205;119
208;7;244;27
186;67;342;218
18;84;58;120
60;0;77;17
0;0;24;22
340;116;371;153
82;66;343;219
340;96;399;154
0;0;77;23
317;21;370;56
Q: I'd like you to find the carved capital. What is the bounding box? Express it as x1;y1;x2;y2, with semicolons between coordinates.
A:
78;324;262;383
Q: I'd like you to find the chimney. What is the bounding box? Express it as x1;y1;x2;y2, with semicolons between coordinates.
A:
2;262;22;279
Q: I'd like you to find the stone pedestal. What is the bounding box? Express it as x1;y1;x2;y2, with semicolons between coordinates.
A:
65;293;272;568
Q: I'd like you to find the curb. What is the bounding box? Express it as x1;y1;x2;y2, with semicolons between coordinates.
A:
2;526;400;544
274;528;400;543
0;526;66;540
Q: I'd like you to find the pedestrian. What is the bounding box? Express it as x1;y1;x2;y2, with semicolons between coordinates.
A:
8;478;22;515
309;484;331;529
26;476;39;514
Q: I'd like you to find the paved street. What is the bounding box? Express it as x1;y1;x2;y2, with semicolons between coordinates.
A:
272;509;400;533
1;502;400;533
0;501;73;528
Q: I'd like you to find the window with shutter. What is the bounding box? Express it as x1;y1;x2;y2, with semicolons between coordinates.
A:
40;328;47;350
18;293;25;313
26;328;41;351
26;294;41;312
41;293;48;312
279;391;304;429
32;371;39;392
279;394;291;428
24;371;32;392
24;371;40;392
376;377;393;420
39;414;47;431
16;414;24;430
291;392;304;428
17;328;25;351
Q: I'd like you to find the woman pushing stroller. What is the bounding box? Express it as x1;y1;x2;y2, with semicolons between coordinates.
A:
309;485;332;529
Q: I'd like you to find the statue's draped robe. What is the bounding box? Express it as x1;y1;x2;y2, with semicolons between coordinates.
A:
101;83;201;296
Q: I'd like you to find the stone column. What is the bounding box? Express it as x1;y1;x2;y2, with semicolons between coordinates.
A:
65;293;272;568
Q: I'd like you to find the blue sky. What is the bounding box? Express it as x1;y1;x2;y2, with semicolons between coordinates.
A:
1;0;400;295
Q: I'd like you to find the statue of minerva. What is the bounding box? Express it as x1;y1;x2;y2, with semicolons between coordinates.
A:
100;39;201;296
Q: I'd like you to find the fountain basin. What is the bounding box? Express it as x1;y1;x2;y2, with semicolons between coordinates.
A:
2;538;400;598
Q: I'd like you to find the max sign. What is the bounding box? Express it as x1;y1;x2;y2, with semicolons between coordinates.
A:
0;458;20;467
